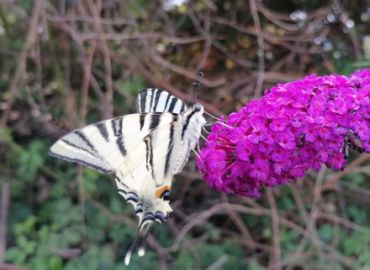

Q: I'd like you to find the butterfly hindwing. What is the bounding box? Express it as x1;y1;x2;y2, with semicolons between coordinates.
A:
136;88;187;113
114;113;179;187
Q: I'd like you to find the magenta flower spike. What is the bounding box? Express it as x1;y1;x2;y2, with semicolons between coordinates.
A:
197;69;370;198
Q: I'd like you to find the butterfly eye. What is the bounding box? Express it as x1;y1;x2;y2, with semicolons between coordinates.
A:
194;103;203;112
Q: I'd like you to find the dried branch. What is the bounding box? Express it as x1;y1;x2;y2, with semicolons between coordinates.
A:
0;181;10;262
0;0;44;127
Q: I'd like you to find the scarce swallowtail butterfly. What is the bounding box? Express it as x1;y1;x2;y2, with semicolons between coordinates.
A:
49;88;206;264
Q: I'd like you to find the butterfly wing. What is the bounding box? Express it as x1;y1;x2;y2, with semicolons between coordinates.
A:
114;113;179;217
115;105;206;221
49;113;176;174
136;88;187;113
49;104;206;221
49;101;206;265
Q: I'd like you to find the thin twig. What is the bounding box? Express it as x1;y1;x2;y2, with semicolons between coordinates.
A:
89;1;113;119
266;190;281;270
0;181;10;262
0;0;44;127
249;0;265;98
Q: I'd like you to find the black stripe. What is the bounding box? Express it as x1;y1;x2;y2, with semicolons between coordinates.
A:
144;136;150;170
135;205;143;214
149;89;155;111
75;130;97;153
148;138;154;179
148;114;161;180
115;177;129;189
117;188;127;195
164;114;177;176
126;197;138;203
168;97;178;113
95;122;109;142
60;139;97;157
155;211;166;222
153;89;162;111
49;150;111;173
181;110;197;139
111;118;122;136
140;91;146;112
143;213;155;222
116;136;127;156
127;191;138;197
139;114;145;130
163;93;171;111
111;118;126;156
126;192;139;203
180;102;186;112
149;114;161;130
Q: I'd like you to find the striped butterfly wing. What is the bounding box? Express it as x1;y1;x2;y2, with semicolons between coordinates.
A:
49;113;182;230
117;107;206;265
136;88;187;113
113;113;180;189
49;93;206;265
49;113;177;174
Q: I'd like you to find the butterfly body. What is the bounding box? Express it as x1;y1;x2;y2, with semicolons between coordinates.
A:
49;88;206;263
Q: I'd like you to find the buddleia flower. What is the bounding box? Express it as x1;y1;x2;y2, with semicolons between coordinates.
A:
197;69;370;198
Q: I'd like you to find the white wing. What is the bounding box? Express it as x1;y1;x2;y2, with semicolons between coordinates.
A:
136;88;187;113
49;113;177;174
49;107;205;225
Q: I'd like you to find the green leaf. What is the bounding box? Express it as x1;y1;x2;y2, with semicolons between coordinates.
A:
118;75;146;96
318;224;333;242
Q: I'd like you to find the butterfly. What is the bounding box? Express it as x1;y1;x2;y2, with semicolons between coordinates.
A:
49;88;206;264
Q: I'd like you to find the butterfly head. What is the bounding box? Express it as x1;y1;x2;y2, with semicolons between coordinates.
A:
181;103;206;124
193;103;204;113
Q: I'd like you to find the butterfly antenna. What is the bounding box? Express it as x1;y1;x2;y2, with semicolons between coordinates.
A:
201;125;209;134
195;142;205;166
204;110;221;121
192;148;205;167
199;132;208;142
192;148;200;159
203;113;233;129
217;121;233;129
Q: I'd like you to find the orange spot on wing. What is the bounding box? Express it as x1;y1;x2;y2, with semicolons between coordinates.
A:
155;185;170;198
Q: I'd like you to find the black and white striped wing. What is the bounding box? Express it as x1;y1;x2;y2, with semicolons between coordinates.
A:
136;88;187;114
49;113;177;174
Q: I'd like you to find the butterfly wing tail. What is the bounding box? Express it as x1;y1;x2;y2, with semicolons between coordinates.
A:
124;220;152;265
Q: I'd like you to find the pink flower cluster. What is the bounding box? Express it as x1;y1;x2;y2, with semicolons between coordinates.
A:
197;69;370;197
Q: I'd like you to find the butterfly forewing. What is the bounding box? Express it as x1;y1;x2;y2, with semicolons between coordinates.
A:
136;88;187;114
49;113;178;174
